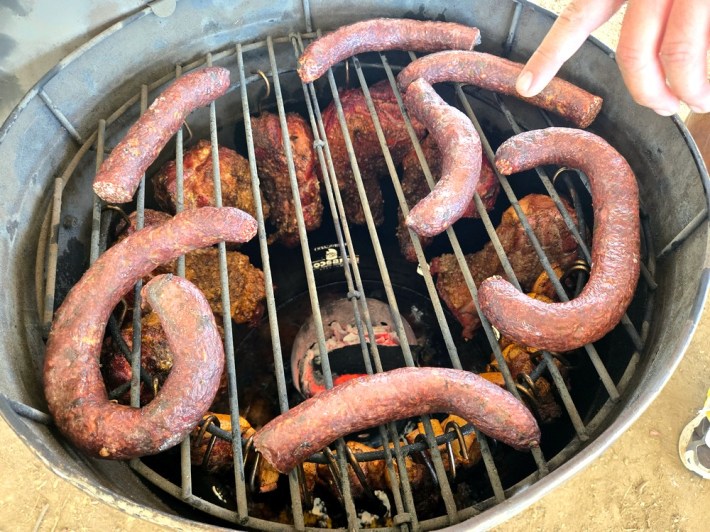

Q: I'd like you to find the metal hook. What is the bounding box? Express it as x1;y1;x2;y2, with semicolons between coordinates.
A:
344;60;350;89
177;119;193;143
254;70;271;115
444;438;457;481
248;451;263;494
296;464;314;508
102;204;132;233
193;414;221;470
322;446;345;505
561;258;591;285
444;421;470;462
344;444;387;515
412;434;438;487
551;166;572;185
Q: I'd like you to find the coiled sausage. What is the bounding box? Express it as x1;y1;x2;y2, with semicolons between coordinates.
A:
43;207;257;459
479;128;640;352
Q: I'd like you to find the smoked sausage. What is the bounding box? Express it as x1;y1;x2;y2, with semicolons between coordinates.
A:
402;78;482;237
479;128;640;352
297;18;481;83
253;367;540;473
43;207;257;459
93;67;231;203
397;51;602;129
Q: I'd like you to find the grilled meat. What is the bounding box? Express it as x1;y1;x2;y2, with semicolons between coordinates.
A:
114;210;266;326
397;135;500;261
321;80;426;226
251;111;322;247
152;139;268;219
184;247;266;327
431;194;578;339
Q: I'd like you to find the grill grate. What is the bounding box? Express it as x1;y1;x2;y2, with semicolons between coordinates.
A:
36;29;661;531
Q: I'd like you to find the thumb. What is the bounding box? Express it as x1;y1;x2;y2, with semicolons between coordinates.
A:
517;0;626;97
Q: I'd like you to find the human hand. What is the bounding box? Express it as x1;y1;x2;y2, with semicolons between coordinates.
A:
516;0;710;116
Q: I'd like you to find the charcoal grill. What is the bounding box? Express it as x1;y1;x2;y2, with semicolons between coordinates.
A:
1;0;709;530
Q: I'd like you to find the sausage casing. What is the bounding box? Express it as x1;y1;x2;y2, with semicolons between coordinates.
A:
43;207;257;459
93;67;230;203
253;367;540;473
297;18;480;83
397;51;602;129
403;78;482;237
479;128;640;352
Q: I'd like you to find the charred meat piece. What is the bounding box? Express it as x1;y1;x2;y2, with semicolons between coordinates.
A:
487;341;565;424
152;140;269;220
251;112;322;247
431;194;578;339
321;80;427;226
397;135;500;261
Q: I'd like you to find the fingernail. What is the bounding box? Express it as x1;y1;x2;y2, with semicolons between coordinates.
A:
690;105;709;114
653;107;677;117
516;71;533;96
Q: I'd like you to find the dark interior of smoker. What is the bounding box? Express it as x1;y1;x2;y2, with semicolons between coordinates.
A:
49;41;652;528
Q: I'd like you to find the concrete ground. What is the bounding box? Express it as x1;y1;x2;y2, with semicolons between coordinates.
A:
2;1;709;530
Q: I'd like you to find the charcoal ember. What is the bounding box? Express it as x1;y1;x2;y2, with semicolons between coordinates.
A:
152;139;269;220
321;80;427;226
397;135;500;261
431;194;579;339
251;111;322;247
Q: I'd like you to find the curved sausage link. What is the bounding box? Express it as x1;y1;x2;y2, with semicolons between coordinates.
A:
253;367;540;473
479;128;640;352
43;207;257;459
397;51;602;129
297;18;481;83
93;67;231;203
403;78;482;237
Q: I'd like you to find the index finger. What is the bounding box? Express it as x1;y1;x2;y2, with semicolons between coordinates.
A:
517;0;626;97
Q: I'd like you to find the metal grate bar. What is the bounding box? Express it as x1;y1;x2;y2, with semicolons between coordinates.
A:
315;41;460;524
266;36;359;528
89;120;106;265
130;85;148;410
379;54;549;476
205;52;250;522
289;38;414;529
292;34;421;529
38;89;83;144
503;2;524;57
657;207;709;260
237;42;306;530
352;56;464;372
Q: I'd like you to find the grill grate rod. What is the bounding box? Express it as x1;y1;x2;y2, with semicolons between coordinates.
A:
378;54;549;478
290;36;414;528
313;37;462;523
173;63;195;502
441;83;591;436
351;54;510;503
238;42;306;530
266;36;359;529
